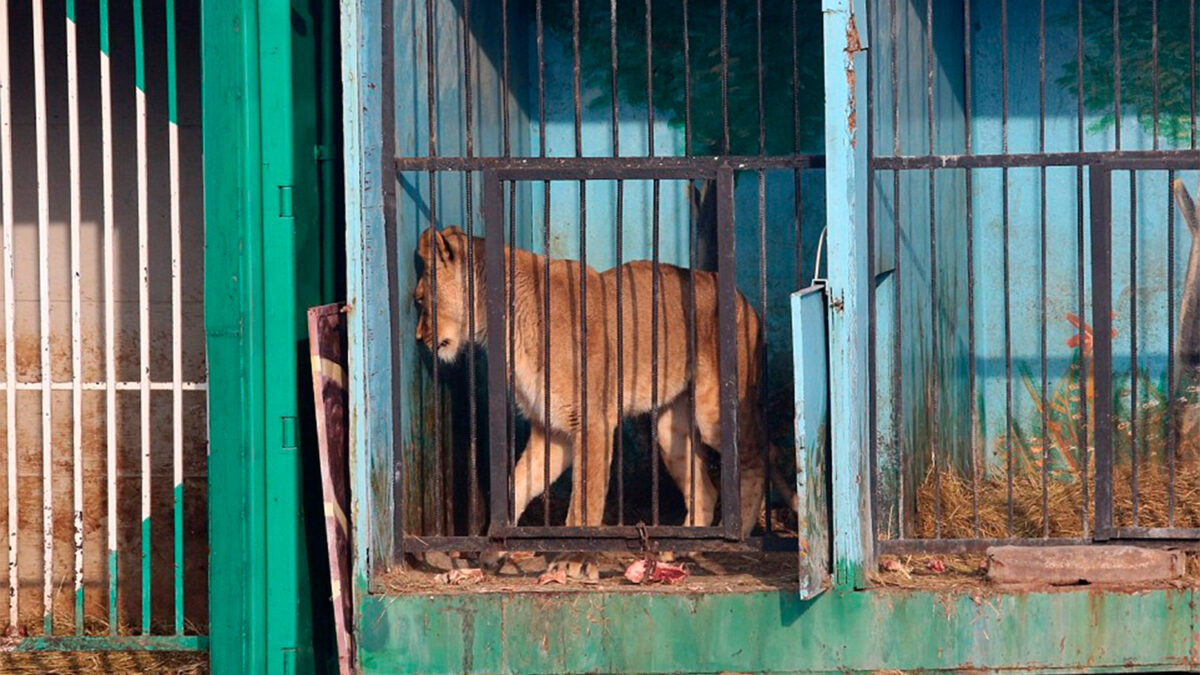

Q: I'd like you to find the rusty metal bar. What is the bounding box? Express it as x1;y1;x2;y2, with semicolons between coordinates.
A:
484;171;510;534
964;0;980;538
1114;0;1122;149
542;178;551;527
716;166;740;538
396;155;826;173
1130;171;1139;527
399;534;798;553
869;150;1200;171
924;0;941;539
683;0;692;155
461;0;480;536
1039;0;1050;539
423;0;444;536
1002;0;1013;537
1076;0;1090;540
611;0;625;526
651;178;661;526
889;0;904;540
1168;168;1177;528
1091;165;1114;539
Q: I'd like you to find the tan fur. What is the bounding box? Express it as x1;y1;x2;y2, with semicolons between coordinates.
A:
415;225;768;536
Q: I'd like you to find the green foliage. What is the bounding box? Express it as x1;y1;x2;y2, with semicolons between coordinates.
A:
1056;0;1197;145
542;0;825;155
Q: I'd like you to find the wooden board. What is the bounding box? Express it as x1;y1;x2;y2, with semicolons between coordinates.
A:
307;304;355;675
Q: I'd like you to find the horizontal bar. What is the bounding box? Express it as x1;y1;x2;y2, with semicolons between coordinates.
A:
877;538;1092;555
9;636;208;652
870;149;1200;171
396;154;825;174
491;525;730;539
0;381;208;391
1104;528;1200;541
401;535;799;554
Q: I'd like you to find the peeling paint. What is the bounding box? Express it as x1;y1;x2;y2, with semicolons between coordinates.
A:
844;13;862;146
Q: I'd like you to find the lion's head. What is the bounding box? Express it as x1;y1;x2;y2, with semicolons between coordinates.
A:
414;225;481;363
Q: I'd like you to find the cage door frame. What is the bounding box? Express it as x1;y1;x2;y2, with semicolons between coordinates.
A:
481;162;743;546
1090;153;1200;542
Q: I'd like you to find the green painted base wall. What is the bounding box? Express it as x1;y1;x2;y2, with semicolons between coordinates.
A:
358;587;1196;674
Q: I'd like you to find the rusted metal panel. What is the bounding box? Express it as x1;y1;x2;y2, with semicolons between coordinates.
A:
987;545;1185;586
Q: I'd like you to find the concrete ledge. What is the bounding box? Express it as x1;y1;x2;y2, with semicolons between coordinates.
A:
987;545;1186;586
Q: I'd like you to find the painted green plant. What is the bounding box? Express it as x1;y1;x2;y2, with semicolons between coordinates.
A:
1056;0;1197;145
541;0;826;155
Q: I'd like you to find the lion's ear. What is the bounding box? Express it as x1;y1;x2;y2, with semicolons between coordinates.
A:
418;226;454;264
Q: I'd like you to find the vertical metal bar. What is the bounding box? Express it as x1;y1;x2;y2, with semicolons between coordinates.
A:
1152;0;1159;147
133;0;153;633
964;0;980;537
644;0;654;156
1002;0;1014;537
165;0;184;633
1113;0;1121;149
1091;167;1114;538
720;0;729;154
611;0;625;525
651;180;660;527
507;182;516;522
501;1;515;527
792;0;802;295
66;0;84;635
1129;172;1139;527
1191;0;1197;149
1039;0;1049;538
574;0;591;526
716;166;740;538
755;0;771;535
484;172;510;533
423;0;443;535
502;0;510;157
536;0;550;526
925;0;941;538
100;0;119;632
865;0;877;538
32;0;54;635
1076;0;1090;539
462;0;480;537
1168;168;1177;527
682;0;692;155
542;178;551;526
644;0;659;526
573;0;583;157
0;0;15;631
889;0;903;539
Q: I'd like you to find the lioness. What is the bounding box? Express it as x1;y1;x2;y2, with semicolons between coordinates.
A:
414;225;769;547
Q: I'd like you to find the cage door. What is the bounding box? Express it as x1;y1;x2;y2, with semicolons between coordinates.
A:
791;283;830;598
1091;158;1200;542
